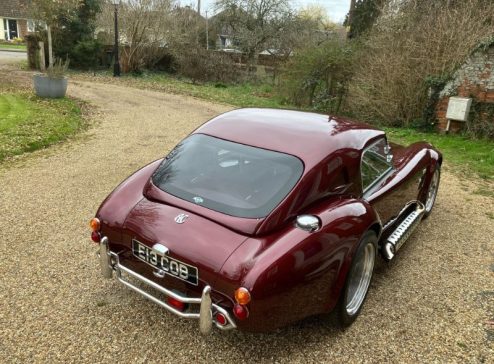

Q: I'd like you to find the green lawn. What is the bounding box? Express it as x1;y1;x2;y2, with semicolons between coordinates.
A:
0;93;85;162
386;128;494;180
0;43;27;51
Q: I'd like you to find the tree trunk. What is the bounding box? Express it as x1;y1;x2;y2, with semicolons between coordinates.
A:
348;0;356;38
47;25;53;68
348;0;356;22
246;50;257;76
38;41;46;72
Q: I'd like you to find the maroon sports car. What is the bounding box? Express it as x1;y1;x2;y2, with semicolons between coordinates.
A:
90;108;441;333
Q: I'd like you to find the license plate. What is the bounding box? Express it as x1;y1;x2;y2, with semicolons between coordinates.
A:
132;239;199;285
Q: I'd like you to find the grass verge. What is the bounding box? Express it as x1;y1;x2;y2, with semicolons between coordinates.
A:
0;43;27;51
0;92;85;162
386;128;494;180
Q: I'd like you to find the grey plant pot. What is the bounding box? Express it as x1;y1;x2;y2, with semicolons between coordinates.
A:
33;74;68;98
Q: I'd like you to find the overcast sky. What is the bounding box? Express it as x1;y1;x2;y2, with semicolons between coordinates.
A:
189;0;351;23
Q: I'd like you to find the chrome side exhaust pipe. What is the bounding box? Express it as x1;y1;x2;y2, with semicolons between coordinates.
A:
383;203;425;261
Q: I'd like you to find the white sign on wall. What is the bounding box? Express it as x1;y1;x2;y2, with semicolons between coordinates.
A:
446;97;472;122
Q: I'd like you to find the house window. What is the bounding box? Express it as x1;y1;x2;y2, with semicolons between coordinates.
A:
3;19;18;40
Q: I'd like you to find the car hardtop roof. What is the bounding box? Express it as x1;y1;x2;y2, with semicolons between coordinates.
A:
194;108;385;168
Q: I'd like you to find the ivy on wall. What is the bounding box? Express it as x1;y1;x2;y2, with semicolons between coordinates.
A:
421;74;451;131
467;97;494;139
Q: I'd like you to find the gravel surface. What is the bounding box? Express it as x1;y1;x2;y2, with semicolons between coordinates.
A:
0;80;493;363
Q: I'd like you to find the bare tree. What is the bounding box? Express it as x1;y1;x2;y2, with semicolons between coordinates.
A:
214;0;294;70
97;0;174;72
29;0;81;67
349;0;494;126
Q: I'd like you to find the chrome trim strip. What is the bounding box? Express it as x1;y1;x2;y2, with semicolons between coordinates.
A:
105;251;237;333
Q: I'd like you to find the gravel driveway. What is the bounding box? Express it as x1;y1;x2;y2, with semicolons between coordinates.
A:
0;80;492;363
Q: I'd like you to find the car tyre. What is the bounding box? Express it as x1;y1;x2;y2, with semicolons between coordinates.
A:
336;231;377;327
423;167;441;219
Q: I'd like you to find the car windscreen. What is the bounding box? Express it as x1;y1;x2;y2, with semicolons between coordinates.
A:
152;134;304;218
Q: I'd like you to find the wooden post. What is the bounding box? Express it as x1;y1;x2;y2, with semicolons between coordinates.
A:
206;11;209;50
47;25;53;68
38;41;46;71
445;119;451;133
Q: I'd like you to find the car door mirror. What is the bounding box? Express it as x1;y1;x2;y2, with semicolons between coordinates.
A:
295;215;320;232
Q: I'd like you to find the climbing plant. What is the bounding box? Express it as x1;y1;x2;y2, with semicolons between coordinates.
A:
467;98;494;139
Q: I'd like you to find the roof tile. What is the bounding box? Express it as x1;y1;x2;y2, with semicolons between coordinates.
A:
0;0;28;19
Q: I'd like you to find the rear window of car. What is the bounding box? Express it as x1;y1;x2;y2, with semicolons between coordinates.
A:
152;134;304;218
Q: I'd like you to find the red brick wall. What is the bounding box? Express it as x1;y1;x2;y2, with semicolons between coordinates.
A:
17;19;27;38
436;84;494;132
436;46;494;133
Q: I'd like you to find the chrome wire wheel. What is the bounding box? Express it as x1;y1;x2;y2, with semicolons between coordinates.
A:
425;169;440;213
345;243;375;316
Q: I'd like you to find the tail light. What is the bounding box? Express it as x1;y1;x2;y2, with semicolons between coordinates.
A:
90;217;101;243
91;230;101;243
215;312;227;326
167;297;185;311
233;287;251;320
89;217;100;231
233;304;249;320
234;287;251;305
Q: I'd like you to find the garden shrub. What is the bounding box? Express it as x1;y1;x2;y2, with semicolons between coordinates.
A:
175;48;241;84
467;100;494;139
348;0;494;127
25;34;40;70
70;39;102;70
278;39;355;114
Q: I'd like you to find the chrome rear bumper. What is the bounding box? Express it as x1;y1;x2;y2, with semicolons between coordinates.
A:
98;238;236;334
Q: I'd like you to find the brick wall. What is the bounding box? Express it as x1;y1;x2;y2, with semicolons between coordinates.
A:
436;44;494;132
17;19;27;38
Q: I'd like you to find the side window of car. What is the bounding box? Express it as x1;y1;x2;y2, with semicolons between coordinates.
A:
361;138;392;192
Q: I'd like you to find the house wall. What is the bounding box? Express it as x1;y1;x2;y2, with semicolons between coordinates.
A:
17;19;27;38
0;18;30;40
436;45;494;132
0;18;5;40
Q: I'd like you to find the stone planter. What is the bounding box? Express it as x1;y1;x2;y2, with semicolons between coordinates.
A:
33;74;68;98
